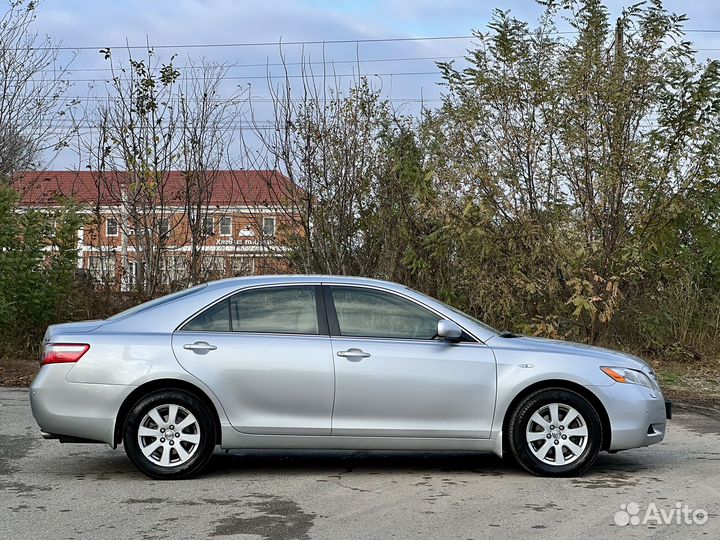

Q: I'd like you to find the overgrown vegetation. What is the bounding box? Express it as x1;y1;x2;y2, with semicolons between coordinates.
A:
254;0;720;361
421;0;720;357
1;0;719;382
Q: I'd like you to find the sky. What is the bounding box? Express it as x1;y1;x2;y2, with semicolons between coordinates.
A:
24;0;720;169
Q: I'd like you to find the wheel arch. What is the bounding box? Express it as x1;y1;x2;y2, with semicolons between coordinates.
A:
114;379;222;447
501;379;612;451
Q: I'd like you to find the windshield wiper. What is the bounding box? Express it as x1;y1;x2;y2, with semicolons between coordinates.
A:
498;330;520;338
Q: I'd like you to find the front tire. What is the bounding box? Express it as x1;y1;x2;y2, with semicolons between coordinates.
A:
123;390;216;479
507;388;602;477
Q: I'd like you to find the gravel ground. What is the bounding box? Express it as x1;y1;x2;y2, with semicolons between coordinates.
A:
1;386;719;539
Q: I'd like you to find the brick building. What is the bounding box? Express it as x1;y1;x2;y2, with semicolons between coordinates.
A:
16;170;299;290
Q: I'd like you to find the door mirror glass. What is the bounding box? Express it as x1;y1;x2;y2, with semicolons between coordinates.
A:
437;319;462;340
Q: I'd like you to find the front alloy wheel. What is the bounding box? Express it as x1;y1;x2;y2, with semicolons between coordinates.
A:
525;403;589;466
508;388;602;476
124;390;215;479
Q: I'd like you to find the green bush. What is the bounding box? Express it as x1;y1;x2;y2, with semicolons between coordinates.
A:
0;184;84;357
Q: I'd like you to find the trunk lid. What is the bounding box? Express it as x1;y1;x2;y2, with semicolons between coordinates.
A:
43;320;105;344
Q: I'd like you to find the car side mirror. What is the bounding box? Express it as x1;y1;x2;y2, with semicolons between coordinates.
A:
437;319;462;341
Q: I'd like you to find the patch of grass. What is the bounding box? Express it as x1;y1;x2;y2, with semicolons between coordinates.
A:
657;370;682;385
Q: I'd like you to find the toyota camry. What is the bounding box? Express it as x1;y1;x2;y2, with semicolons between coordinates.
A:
29;275;671;479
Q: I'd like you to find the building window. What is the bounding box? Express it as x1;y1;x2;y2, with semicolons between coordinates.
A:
203;216;214;236
159;217;170;237
219;216;232;236
231;256;255;276
106;217;118;237
126;261;144;289
163;254;187;283
88;255;115;284
262;216;276;237
202;256;226;278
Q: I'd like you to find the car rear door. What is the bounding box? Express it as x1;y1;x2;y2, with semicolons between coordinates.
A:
325;284;497;438
172;284;334;435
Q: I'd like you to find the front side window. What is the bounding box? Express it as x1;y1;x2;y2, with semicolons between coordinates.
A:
181;286;319;335
330;287;440;340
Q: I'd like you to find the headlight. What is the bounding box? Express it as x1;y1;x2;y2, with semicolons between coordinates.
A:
601;366;655;390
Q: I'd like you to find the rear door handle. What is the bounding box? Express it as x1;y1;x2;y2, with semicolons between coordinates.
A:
337;348;370;360
183;341;217;353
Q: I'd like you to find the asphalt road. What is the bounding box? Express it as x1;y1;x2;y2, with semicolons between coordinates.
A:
2;387;719;540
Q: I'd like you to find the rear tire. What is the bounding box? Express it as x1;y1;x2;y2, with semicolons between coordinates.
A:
507;388;602;477
123;390;215;479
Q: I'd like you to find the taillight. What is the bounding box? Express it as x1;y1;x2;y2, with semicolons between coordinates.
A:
41;343;90;365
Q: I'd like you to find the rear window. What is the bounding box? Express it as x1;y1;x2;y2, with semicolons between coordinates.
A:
107;284;208;321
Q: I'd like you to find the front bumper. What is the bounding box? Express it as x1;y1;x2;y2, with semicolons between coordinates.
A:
594;382;668;451
30;364;135;446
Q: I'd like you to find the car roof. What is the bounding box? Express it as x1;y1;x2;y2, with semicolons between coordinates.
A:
205;274;408;291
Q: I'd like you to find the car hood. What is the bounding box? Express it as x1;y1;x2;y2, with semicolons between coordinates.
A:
490;335;650;371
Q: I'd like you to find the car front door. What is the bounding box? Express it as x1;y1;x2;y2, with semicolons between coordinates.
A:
325;285;497;438
172;284;334;435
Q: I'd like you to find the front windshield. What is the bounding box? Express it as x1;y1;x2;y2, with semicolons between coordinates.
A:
106;283;208;321
410;289;499;334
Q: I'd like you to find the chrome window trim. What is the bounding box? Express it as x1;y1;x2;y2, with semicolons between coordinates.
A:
178;330;331;339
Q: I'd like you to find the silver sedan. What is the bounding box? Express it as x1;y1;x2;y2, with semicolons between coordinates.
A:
29;275;670;479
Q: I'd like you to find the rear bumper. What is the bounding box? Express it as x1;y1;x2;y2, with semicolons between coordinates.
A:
30;365;135;446
594;382;668;451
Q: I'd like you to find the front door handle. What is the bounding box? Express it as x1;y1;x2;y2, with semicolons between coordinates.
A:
183;341;217;353
337;348;370;360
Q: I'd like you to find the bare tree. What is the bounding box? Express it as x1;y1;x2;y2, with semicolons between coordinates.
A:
240;52;395;276
175;60;246;284
81;47;183;295
0;0;75;179
81;49;247;293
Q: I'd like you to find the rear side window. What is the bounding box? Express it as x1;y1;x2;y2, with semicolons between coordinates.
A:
182;299;230;332
181;286;319;335
330;286;440;340
230;287;318;334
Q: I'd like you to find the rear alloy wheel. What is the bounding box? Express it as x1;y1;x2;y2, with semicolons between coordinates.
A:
123;390;215;479
508;388;602;476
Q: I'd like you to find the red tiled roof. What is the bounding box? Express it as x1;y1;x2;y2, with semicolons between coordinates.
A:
14;170;298;207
